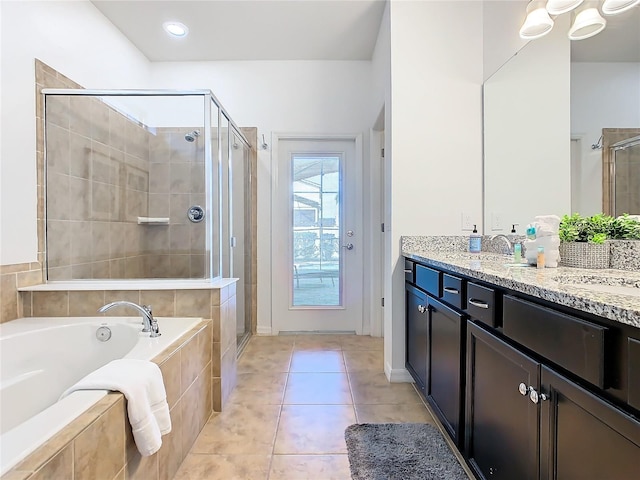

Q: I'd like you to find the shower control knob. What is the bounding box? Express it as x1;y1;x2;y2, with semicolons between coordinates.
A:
188;206;205;223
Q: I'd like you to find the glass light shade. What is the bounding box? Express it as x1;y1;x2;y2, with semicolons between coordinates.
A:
568;7;607;40
602;0;640;14
546;0;584;14
162;21;189;37
520;3;555;39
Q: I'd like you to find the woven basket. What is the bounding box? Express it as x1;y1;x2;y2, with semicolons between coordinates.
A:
559;242;610;269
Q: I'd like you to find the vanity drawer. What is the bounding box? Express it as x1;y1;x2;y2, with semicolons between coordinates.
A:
465;282;496;327
404;259;415;283
628;338;640;410
442;273;465;310
415;264;441;297
503;295;607;388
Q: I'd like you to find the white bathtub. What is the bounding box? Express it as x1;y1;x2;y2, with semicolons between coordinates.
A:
0;316;202;476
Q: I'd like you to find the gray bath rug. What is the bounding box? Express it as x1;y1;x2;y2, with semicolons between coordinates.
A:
345;423;468;480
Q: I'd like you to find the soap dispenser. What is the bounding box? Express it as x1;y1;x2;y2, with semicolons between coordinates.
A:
469;225;482;253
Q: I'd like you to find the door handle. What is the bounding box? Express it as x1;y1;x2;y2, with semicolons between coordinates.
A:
417;305;427;314
443;287;459;294
342;243;354;250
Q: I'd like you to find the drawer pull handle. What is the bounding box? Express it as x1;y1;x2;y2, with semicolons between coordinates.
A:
417;305;427;314
404;269;413;273
443;287;459;294
468;298;489;309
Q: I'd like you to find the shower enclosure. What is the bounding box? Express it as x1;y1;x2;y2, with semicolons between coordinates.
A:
42;89;254;344
609;135;640;217
602;128;640;217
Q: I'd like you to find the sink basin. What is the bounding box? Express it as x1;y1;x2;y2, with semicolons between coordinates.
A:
555;275;640;297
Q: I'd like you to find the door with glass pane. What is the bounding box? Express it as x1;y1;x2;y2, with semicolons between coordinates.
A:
272;137;363;333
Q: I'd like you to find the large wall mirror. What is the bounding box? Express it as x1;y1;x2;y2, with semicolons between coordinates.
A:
483;5;640;234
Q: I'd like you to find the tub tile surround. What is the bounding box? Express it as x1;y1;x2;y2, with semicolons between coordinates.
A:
0;263;43;324
402;235;640;328
4;320;218;480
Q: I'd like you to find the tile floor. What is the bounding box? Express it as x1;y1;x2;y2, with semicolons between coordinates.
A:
173;334;435;480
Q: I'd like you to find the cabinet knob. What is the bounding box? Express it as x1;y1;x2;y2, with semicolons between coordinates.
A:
518;382;530;396
417;304;426;314
528;387;548;404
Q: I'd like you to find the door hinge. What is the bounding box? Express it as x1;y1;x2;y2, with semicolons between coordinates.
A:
381;222;385;233
381;148;385;158
381;297;385;307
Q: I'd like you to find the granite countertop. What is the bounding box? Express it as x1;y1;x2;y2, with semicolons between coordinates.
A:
402;247;640;330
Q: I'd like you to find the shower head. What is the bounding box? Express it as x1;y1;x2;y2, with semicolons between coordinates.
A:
184;130;200;142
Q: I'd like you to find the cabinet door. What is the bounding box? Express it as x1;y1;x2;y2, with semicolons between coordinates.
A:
465;322;540;480
406;284;429;395
428;297;465;446
540;366;640;480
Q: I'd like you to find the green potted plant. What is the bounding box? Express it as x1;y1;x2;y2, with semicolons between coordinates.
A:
559;213;640;269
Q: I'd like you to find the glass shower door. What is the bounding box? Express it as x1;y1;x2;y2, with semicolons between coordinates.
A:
612;135;640;216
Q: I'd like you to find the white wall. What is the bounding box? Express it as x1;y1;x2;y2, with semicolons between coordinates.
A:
150;61;373;334
571;62;640;215
385;0;484;380
369;1;391;341
0;0;149;265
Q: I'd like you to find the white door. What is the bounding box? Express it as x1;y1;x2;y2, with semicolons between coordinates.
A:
272;136;363;333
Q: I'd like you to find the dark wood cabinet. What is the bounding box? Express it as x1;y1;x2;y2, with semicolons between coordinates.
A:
540;366;640;480
465;322;540;480
405;283;428;395
427;297;465;446
404;256;640;480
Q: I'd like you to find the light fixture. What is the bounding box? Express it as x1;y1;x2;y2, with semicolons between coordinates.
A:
520;0;555;39
162;21;189;38
601;0;640;14
568;4;607;40
546;0;584;15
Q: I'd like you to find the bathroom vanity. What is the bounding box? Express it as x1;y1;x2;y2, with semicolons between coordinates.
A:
402;240;640;480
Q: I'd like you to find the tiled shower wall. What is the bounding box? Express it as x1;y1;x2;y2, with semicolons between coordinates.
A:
603;128;640;216
146;129;206;278
44;93;151;279
38;60;207;280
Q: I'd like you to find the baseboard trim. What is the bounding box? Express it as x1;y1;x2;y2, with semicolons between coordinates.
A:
384;363;414;383
256;325;273;336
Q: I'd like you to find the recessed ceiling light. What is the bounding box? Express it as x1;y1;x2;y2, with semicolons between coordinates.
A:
163;21;189;38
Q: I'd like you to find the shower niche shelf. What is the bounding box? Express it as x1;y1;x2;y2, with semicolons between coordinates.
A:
137;217;170;225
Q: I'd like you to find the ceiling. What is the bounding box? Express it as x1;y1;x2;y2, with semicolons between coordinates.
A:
90;1;638;63
90;0;387;62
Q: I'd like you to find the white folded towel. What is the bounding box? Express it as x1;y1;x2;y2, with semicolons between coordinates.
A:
60;359;172;456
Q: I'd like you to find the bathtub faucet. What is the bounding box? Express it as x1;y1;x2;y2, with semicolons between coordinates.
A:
98;301;161;338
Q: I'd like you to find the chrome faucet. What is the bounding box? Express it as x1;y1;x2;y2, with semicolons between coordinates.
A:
98;301;161;337
490;234;516;255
